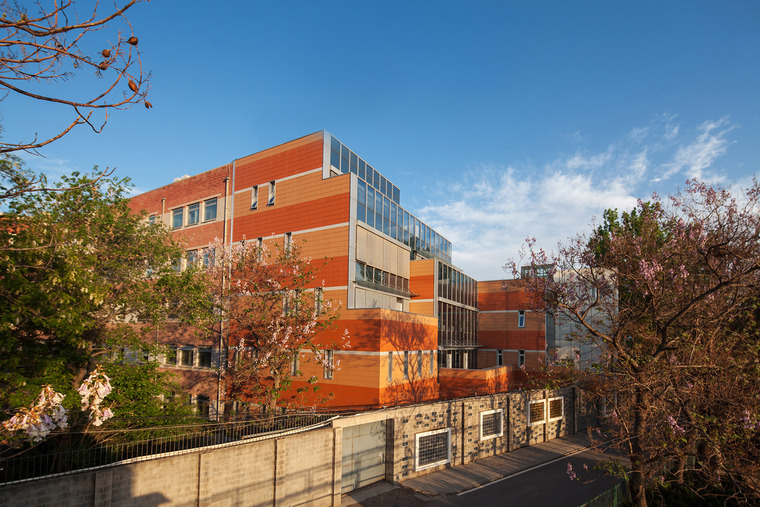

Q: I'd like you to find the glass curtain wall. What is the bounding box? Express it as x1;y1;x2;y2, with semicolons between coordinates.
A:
329;135;452;264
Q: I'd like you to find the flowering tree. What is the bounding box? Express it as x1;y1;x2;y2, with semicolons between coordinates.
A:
206;239;348;414
2;368;113;444
510;180;760;506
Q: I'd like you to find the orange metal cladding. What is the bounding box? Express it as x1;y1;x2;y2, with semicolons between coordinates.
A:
438;367;512;399
478;280;546;351
282;309;440;408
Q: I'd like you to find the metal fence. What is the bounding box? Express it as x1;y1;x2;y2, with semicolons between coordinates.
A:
0;412;338;485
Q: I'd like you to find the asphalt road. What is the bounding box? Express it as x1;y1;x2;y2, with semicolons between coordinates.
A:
427;448;625;506
346;448;627;507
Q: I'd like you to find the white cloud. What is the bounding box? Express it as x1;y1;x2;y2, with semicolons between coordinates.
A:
416;116;739;281
660;117;734;182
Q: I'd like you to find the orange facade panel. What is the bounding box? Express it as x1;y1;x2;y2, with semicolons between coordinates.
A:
232;193;350;243
234;134;324;188
320;309;438;352
409;259;436;300
409;301;435;317
478;330;545;350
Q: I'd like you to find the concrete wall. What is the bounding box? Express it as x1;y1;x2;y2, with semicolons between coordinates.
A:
0;427;340;507
1;389;584;506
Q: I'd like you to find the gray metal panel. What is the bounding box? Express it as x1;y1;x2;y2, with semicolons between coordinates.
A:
341;420;386;493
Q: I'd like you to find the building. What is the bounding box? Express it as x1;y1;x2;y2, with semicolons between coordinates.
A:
477;280;548;371
130;131;503;414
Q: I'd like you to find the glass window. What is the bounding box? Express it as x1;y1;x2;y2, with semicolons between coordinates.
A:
356;262;365;282
392;185;400;204
357;203;366;223
330;148;340;171
172;208;183;229
358;179;366;205
204;198;217;221
380;175;387;196
366;186;375;212
324;350;334;379
187;203;200;225
251;186;258;209
365;265;374;283
202;248;215;268
518;310;526;328
186;250;198;267
179;348;193;367
198;348;212;368
365;205;374;227
403;351;409;379
373;169;380;190
358;159;366;180
340;145;349;174
268;181;276;206
350;152;358;174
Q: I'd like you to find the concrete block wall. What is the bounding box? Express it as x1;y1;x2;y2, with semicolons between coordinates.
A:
0;427;339;507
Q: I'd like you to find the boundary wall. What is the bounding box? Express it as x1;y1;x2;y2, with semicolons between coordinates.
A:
0;388;592;506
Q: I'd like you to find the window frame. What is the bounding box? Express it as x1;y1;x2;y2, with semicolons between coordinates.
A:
204;197;218;221
415;428;452;471
548;396;564;422
518;310;526;328
518;350;525;367
198;348;212;369
187;202;200;225
480;409;504;441
528;399;546;426
267;180;276;206
172;208;183;229
251;185;259;210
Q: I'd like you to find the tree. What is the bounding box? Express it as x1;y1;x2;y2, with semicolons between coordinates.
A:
510;179;760;506
0;171;208;423
0;0;151;155
206;239;348;414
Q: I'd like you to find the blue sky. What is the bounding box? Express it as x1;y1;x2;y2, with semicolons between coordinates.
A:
5;1;759;280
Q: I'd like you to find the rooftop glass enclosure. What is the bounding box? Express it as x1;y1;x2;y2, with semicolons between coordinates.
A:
329;135;453;264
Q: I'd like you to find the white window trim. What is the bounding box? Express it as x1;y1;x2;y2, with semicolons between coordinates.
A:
415;428;451;471
528;399;546;426
548;396;564;422
251;185;259;210
479;409;504;441
518;310;526;328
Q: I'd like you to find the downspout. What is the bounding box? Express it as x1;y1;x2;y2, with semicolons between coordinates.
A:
217;171;232;419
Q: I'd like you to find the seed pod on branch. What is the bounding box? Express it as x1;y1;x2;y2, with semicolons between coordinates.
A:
101;49;111;58
127;36;138;46
144;101;152;109
128;80;138;93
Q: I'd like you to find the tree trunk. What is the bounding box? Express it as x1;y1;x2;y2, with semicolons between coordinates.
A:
629;386;649;507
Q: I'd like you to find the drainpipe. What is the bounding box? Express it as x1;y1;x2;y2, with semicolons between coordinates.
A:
216;172;231;420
